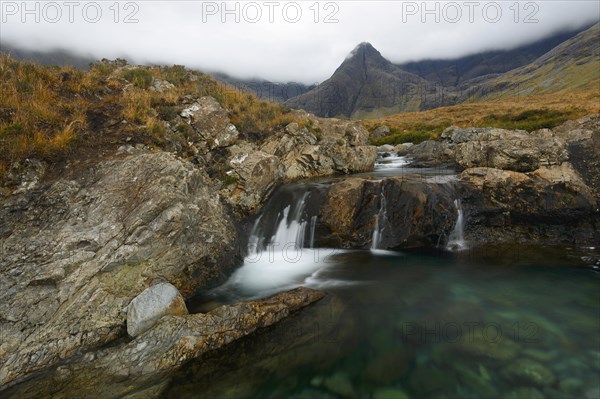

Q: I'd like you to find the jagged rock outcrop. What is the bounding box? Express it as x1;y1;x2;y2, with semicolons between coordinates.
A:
3;287;325;399
221;111;377;214
0;152;240;388
0;95;379;390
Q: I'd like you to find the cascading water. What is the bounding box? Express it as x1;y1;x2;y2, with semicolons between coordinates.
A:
371;185;388;251
212;183;343;299
374;152;410;171
446;199;467;251
309;216;318;249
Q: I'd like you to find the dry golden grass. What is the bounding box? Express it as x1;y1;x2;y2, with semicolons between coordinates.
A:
0;55;89;168
0;55;300;183
363;91;600;144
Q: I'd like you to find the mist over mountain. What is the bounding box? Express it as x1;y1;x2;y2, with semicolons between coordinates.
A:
0;43;94;69
398;25;589;86
285;23;598;118
464;22;600;101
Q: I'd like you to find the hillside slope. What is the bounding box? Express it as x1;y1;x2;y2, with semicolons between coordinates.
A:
399;26;588;86
465;23;600;101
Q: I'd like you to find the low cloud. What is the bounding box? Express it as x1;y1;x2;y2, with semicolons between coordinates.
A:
1;1;597;83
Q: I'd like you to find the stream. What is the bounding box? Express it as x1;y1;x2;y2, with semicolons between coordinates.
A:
175;153;599;399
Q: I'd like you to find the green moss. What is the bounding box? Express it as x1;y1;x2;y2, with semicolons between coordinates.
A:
370;121;451;145
478;108;581;131
224;174;238;186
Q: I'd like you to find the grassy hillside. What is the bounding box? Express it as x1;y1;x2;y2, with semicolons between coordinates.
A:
465;23;600;102
0;55;302;183
364;91;600;145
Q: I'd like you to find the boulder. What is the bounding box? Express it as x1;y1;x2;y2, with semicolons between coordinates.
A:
371;125;391;139
0;152;239;388
223;145;285;214
406;140;455;167
180;96;239;150
460;164;599;246
500;358;556;387
126;283;188;338
449;127;568;172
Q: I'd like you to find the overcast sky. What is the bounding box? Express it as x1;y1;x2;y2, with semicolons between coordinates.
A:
1;1;598;83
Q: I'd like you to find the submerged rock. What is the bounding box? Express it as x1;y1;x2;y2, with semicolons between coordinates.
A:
500;358;556;387
372;387;410;399
434;328;521;366
502;387;545;399
126;283;188;338
323;371;357;399
408;367;456;395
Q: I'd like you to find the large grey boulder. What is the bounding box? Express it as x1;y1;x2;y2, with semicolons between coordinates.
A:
222;145;285;214
449;127;568;172
460;164;599;245
126;283;188;338
371;125;391;139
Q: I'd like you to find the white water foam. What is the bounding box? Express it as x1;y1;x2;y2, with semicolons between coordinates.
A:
446;199;467;252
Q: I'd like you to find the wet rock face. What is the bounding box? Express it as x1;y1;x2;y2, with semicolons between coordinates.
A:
0;152;240;388
460;164;599;246
319;176;458;249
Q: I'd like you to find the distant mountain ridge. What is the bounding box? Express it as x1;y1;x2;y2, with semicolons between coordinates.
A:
285;23;598;118
212;72;315;103
465;22;600;101
0;43;94;69
399;26;590;86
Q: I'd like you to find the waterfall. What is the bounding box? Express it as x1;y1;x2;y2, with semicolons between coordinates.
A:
371;185;387;250
245;192;310;256
446;199;467;251
309;216;318;249
270;192;309;251
215;186;332;299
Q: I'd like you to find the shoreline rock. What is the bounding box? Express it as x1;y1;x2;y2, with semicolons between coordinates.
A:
2;287;326;399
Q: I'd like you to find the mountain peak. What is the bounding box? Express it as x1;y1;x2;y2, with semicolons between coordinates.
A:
345;42;380;60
